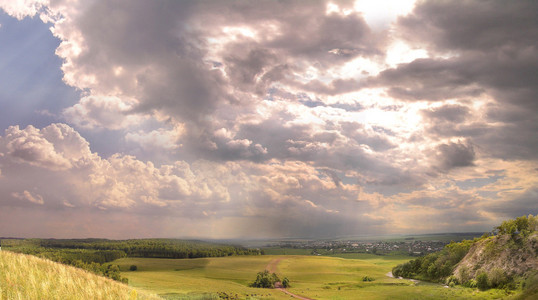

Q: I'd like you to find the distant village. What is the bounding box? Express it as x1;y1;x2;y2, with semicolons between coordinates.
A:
267;238;465;256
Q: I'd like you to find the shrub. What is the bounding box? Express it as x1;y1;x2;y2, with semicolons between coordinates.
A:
476;272;489;290
446;275;459;286
282;277;290;288
488;268;508;288
129;265;138;271
464;279;477;288
521;271;538;297
362;275;375;282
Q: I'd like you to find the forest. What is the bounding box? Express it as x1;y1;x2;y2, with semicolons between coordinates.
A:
0;238;261;282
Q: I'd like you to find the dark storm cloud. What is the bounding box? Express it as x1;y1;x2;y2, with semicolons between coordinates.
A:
220;45;291;98
370;0;538;161
265;11;377;62
66;0;233;126
436;141;475;171
200;0;378;62
63;0;385;161
488;187;538;217
420;104;475;137
370;57;485;101
398;0;538;52
196;0;379;97
422;104;470;123
389;0;538;109
377;0;538;107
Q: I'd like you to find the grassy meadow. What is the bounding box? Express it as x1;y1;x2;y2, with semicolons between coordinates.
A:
0;250;159;300
116;254;514;299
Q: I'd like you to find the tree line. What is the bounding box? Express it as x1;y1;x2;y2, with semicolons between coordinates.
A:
1;238;261;282
36;238;261;258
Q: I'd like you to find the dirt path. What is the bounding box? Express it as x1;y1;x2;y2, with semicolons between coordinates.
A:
386;272;449;288
276;287;315;300
386;272;425;284
266;257;315;300
266;257;284;273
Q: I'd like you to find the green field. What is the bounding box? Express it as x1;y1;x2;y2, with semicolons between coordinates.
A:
115;254;514;299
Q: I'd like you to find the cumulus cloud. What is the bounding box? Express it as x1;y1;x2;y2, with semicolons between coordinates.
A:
0;124;373;237
0;0;46;20
0;124;88;170
63;95;144;130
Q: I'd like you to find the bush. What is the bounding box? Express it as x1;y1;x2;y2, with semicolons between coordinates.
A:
446;275;459;286
520;271;538;297
129;265;137;271
102;264;122;281
362;275;375;282
476;272;489;290
464;279;477;288
282;277;290;288
488;268;508;288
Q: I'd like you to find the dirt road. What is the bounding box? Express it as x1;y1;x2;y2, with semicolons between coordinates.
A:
266;257;284;273
276;287;315;300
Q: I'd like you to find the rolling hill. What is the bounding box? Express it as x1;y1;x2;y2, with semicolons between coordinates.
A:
0;250;160;300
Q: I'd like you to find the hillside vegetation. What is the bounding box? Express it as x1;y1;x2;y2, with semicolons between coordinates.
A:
0;250;160;300
392;215;538;297
0;238;260;283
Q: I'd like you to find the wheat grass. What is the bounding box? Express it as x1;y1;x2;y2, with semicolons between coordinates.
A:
0;251;161;300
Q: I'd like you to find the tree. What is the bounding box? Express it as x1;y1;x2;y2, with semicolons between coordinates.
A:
282;277;290;288
251;270;280;288
102;264;122;281
129;265;137;271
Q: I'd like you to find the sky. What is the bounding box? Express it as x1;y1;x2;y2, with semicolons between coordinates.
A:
0;0;536;239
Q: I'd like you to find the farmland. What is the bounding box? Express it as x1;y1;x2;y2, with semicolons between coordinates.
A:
115;254;511;299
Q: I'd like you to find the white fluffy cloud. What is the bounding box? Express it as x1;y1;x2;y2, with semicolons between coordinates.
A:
0;124;88;170
0;0;47;20
63;95;144;130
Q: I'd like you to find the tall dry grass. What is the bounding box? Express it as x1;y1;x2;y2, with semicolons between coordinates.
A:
0;250;161;300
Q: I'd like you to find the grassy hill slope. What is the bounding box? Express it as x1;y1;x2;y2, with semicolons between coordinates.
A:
0;250;160;300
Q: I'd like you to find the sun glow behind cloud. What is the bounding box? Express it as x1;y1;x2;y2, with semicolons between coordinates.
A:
354;0;416;30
